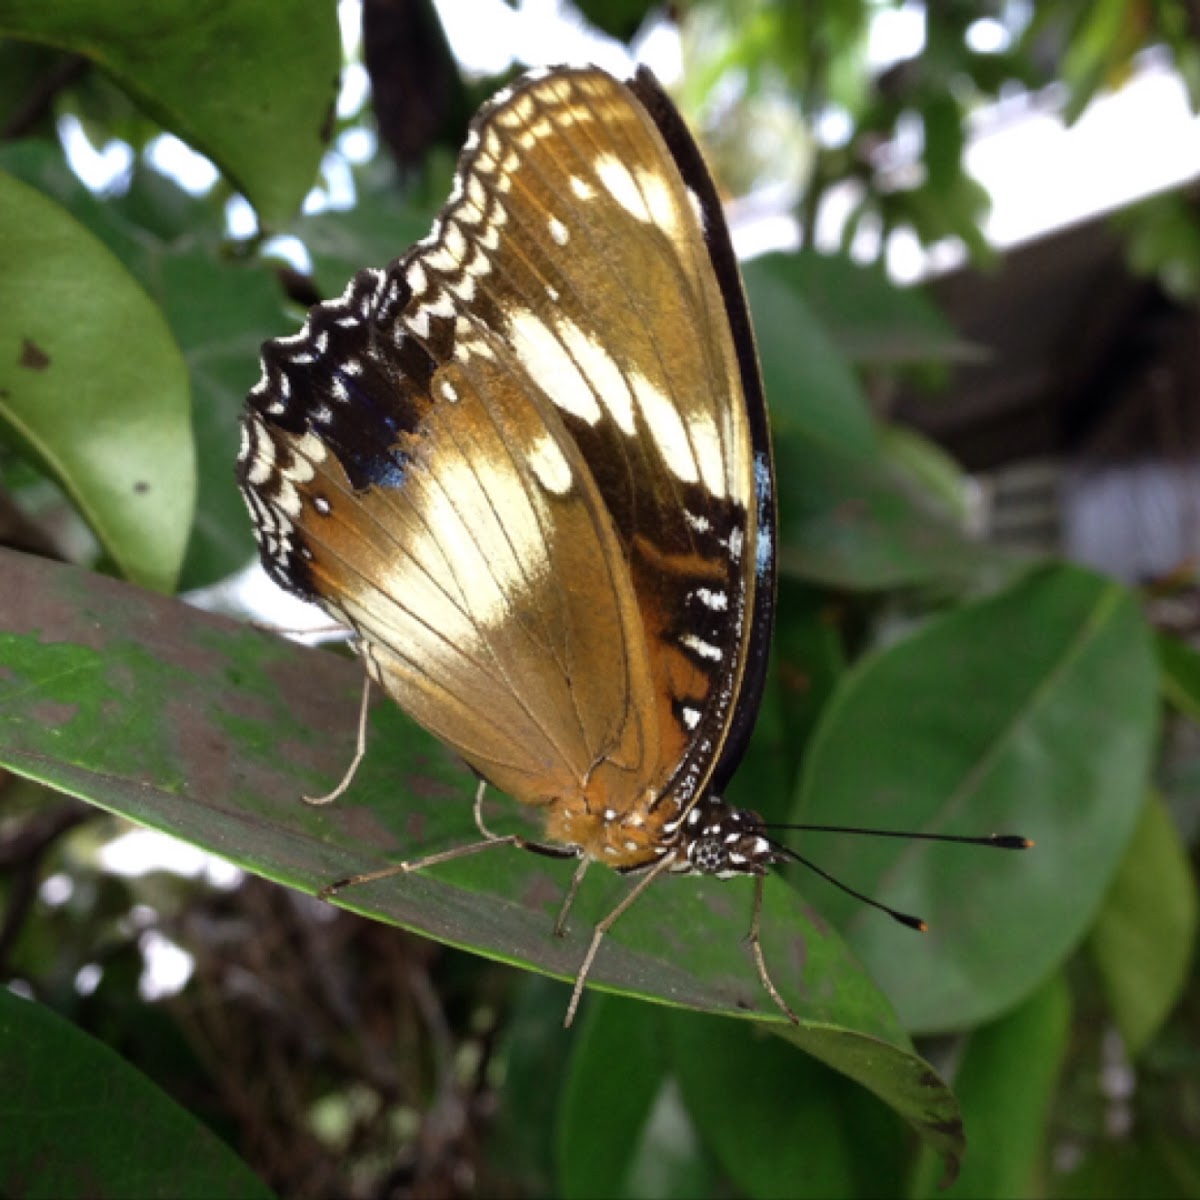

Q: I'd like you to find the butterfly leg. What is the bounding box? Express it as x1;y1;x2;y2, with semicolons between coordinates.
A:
748;874;799;1024
305;671;373;806
552;857;590;938
563;852;678;1028
318;833;528;901
251;619;351;641
470;777;581;861
471;778;509;841
318;776;577;900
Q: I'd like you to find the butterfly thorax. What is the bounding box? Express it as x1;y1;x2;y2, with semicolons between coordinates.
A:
671;795;784;878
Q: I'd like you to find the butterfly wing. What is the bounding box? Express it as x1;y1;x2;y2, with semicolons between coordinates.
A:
447;66;775;810
238;66;774;853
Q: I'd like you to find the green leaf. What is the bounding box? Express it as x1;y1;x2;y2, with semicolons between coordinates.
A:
0;0;341;226
0;988;274;1200
487;976;577;1196
1112;194;1200;302
669;1012;858;1198
910;972;1072;1199
558;998;717;1200
794;564;1158;1032
0;548;966;1174
0;42;63;141
155;245;289;589
0;140;186;290
618;1076;718;1200
0;149;284;588
921;93;964;193
760;250;975;367
879;423;977;528
0;171;193;592
1053;1137;1200;1200
743;254;876;456
1088;793;1198;1056
746;579;847;793
1157;631;1200;725
1059;0;1140;124
298;193;438;300
774;427;1023;591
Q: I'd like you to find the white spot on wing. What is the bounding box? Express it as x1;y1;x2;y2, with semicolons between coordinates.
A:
246;452;274;487
628;369;700;488
444;221;467;261
275;477;302;518
504;308;601;426
450;273;477;303
554;317;635;434
528;431;573;496
681;634;722;662
594;154;680;232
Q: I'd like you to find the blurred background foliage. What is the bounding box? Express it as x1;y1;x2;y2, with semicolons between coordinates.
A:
2;1;1200;1197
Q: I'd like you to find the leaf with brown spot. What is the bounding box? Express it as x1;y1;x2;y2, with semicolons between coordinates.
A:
0;547;966;1175
0;174;193;592
19;337;49;369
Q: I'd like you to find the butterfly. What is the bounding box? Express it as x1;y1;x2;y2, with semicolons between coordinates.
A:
236;64;1023;1025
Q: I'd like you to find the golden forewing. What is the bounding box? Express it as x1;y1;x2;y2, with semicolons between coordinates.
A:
410;67;765;808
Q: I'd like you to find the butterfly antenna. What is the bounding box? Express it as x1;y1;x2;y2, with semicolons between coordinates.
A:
764;823;1033;851
762;825;1032;930
765;837;928;930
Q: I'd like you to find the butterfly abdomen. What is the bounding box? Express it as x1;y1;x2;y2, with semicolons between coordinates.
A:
543;783;682;870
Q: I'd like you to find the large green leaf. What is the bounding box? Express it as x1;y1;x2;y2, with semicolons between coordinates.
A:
794;564;1157;1033
299;192;439;301
743;254;876;457
0;140;204;298
910;972;1072;1198
751;250;975;367
0;988;273;1200
1088;793;1197;1056
879;423;977;530
1053;1138;1200;1200
669;1012;859;1198
0;548;966;1174
156;245;290;589
0;0;341;226
0;147;289;589
774;426;1023;591
0;171;193;592
1158;631;1200;725
486;976;578;1196
557;998;718;1200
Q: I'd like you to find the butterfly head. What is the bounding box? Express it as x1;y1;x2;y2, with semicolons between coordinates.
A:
674;796;786;878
